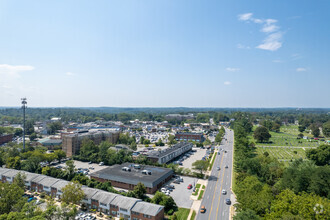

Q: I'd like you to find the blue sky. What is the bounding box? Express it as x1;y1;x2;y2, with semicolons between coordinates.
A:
0;0;329;107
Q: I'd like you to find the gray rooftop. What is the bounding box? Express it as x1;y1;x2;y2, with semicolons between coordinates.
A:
131;201;163;216
90;163;173;188
147;142;192;158
2;169;20;178
0;168;10;176
92;191;118;205
31;175;48;184
38;176;60;188
82;187;100;199
51;180;69;190
111;196;140;210
23;172;40;182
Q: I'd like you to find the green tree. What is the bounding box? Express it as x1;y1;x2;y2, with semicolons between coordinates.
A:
54;150;66;163
143;139;151;145
26;120;35;135
13;172;27;190
61;181;85;204
0;182;25;214
310;124;320;137
298;125;305;133
64;160;76;180
168;135;177;145
204;138;211;145
192;160;209;174
133;182;147;199
298;133;304;139
253;126;271;143
6;156;21;169
47;121;63;135
234;209;260;220
306;144;330;166
322;121;330;137
29;132;37;141
14;128;23;137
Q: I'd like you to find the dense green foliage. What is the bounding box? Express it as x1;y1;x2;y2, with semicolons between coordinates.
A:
233;115;330;219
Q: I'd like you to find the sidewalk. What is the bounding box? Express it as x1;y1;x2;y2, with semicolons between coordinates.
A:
187;179;208;219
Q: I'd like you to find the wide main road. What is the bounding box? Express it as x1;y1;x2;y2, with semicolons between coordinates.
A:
197;128;234;220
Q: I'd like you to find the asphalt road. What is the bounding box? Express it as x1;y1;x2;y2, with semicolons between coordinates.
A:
197;128;234;220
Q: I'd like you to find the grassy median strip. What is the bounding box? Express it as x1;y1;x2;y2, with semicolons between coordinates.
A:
202;185;205;189
195;183;201;189
192;188;199;196
198;189;204;200
190;210;196;220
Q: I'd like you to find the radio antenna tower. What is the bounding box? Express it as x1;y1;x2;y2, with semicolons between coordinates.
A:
21;98;27;150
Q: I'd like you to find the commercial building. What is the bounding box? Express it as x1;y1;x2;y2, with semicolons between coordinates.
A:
90;163;173;194
175;132;205;143
0;168;164;220
62;130;120;157
146;142;193;164
0;134;13;145
38;138;62;150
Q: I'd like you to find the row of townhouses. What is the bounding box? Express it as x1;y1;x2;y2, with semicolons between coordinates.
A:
0;168;164;220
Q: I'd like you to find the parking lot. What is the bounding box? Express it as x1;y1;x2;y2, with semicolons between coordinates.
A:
178;147;207;169
57;160;107;175
166;176;198;208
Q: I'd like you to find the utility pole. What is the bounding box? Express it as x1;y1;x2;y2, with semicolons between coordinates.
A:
21;98;27;150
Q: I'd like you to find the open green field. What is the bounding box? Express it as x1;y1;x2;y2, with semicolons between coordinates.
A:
257;147;306;160
249;125;322;148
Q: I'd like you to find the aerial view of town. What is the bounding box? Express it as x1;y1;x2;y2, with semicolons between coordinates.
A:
0;1;329;220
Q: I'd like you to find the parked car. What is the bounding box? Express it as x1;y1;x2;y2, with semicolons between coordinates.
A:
200;205;206;213
187;184;192;189
99;162;104;166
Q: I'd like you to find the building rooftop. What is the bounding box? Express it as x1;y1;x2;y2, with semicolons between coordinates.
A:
51;180;69;190
0;168;10;176
31;174;48;183
92;191;118;205
131;201;163;216
23;172;41;182
147;142;192;158
38;176;60;188
2;169;20;178
90;163;173;188
111;196;140;210
82;187;100;199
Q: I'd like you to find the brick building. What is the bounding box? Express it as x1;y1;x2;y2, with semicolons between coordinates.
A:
175;132;205;143
0;167;164;220
0;134;13;145
146;142;193;164
90;163;173;194
62;130;120;157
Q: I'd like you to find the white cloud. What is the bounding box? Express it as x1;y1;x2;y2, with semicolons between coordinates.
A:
261;25;279;33
66;72;75;76
256;32;283;51
237;44;251;49
272;59;283;63
238;13;283;51
224;81;232;85
0;64;34;72
226;67;240;72
296;68;306;72
238;13;253;21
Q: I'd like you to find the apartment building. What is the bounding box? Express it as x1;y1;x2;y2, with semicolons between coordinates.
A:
62;130;120;157
0;168;164;220
146;142;193;164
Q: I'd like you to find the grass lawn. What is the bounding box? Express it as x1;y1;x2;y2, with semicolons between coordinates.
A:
249;125;321;148
174;208;191;220
195;184;201;189
192;188;199;196
190;210;196;220
256;147;307;165
202;185;205;189
198;190;204;200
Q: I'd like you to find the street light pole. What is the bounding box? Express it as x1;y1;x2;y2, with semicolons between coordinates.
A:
21;98;27;150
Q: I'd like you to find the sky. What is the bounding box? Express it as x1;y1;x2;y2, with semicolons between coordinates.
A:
0;0;329;108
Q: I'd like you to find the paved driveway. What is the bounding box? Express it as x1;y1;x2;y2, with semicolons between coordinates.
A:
179;148;207;169
168;176;197;208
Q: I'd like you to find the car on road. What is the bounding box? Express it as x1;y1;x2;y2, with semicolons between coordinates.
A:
200;205;206;213
222;189;227;195
225;165;228;168
187;184;192;189
225;198;231;205
217;167;220;171
225;150;227;153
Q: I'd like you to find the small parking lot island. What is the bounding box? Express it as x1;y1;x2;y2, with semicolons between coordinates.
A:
90;163;174;194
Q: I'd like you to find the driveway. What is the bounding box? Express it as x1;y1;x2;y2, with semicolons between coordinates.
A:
179;148;207;170
168;176;197;208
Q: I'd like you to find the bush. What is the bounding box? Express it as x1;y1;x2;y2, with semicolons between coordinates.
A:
167;209;175;215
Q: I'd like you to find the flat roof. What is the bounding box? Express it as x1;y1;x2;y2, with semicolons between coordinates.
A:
147;142;192;158
90;163;173;188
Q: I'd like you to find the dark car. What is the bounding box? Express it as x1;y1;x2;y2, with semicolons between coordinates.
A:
225;199;231;205
200;205;206;213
